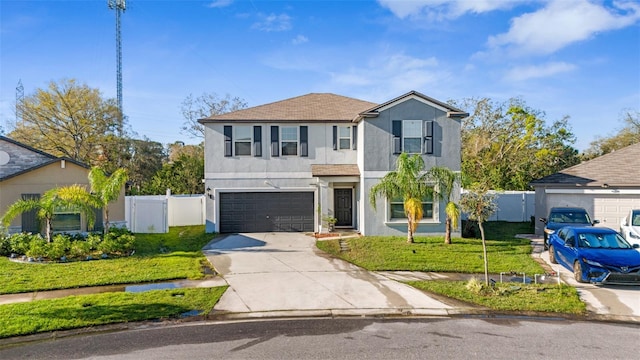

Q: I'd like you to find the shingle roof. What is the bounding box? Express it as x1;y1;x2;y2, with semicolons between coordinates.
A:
530;142;640;187
311;164;360;177
199;93;377;123
358;90;468;119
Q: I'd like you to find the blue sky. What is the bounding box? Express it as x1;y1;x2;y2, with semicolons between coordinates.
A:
1;0;639;151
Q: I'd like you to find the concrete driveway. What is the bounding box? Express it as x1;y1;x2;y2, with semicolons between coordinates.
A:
202;233;452;317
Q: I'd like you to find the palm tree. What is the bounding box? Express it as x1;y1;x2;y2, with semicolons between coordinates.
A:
88;167;128;233
369;153;432;243
428;166;462;245
1;185;98;242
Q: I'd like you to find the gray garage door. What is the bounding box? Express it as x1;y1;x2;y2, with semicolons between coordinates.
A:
219;192;314;233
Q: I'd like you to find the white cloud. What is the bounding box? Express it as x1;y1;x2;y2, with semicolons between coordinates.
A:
207;0;233;9
504;62;577;81
252;13;292;32
377;0;518;20
488;0;640;56
292;35;308;45
329;53;444;97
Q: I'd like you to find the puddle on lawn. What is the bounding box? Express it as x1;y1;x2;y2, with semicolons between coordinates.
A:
0;277;227;305
125;282;180;293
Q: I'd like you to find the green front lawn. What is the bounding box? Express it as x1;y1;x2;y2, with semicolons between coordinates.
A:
317;222;585;314
316;235;544;274
0;287;227;339
0;226;216;295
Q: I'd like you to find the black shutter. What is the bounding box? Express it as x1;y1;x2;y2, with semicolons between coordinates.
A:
352;125;357;150
332;126;337;150
392;120;402;154
224;126;232;157
92;207;104;233
271;126;279;157
253;126;262;157
21;194;41;233
424;121;434;154
300;126;308;157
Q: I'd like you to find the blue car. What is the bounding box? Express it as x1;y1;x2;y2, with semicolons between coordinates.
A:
548;226;640;285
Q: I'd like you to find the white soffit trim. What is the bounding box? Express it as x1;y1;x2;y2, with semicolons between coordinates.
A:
545;188;640;195
374;94;451;114
205;172;311;179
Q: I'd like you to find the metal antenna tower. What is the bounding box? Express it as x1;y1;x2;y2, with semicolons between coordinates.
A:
108;0;126;135
16;79;24;125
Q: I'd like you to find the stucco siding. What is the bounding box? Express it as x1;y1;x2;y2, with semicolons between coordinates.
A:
0;161;125;230
204;123;357;176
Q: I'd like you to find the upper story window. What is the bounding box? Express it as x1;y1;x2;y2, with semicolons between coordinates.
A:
338;126;351;150
281;126;298;156
403;120;422;154
234;126;252;156
392;120;433;155
389;193;434;220
224;125;262;157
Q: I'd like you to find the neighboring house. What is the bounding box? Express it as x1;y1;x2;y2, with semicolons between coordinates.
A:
0;136;126;234
530;143;640;235
199;91;467;236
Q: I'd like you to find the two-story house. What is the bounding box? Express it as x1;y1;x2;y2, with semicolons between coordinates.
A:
199;90;467;236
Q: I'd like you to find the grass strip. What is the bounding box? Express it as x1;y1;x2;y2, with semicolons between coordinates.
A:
407;280;586;314
0;286;227;339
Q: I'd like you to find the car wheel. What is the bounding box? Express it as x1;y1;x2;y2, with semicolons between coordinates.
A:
573;261;585;283
543;234;548;250
549;245;557;264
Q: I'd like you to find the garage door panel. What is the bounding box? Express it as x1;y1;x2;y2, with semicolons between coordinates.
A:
220;192;314;233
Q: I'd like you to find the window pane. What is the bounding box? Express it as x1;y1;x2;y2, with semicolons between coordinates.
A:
282;141;298;155
235;142;251;156
390;204;405;219
281;127;297;141
339;139;350;150
422;203;433;219
236;126;251;141
404;138;421;153
52;213;81;232
404;120;422;136
339;126;350;137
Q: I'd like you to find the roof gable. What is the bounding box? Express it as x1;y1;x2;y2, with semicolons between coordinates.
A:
198;93;377;123
358;90;468;120
530;142;640;187
0;136;90;182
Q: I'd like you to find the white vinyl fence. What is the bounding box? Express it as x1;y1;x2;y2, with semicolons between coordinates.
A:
461;190;535;222
125;192;205;233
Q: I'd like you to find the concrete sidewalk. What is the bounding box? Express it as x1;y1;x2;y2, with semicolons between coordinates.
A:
202;233;463;319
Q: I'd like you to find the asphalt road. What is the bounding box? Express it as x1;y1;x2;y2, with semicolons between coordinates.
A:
1;317;637;360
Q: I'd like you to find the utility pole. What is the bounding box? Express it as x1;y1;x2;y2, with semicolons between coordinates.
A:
108;0;126;136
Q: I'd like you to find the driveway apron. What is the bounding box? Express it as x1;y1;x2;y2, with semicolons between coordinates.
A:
202;233;451;315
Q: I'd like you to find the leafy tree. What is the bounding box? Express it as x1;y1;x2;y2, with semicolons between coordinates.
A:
124;138;166;194
452;97;580;190
427;166;461;245
8;79;125;170
1;185;97;242
143;144;204;195
369;153;432;243
583;110;640;159
88;167;128;233
459;189;497;286
181;92;247;139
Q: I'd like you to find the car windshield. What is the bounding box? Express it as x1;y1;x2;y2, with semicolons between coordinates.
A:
550;211;590;224
577;232;632;249
632;211;640;226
